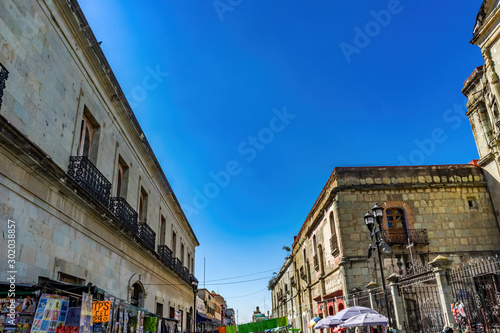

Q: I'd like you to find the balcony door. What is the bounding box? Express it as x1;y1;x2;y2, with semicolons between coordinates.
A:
385;208;408;243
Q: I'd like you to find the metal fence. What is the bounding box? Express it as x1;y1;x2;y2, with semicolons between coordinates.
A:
447;258;500;333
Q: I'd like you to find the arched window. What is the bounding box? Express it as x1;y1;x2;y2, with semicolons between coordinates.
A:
131;282;144;307
78;115;94;158
385;207;408;243
329;211;339;256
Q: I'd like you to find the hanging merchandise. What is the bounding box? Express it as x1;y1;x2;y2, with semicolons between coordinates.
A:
0;296;38;333
143;317;156;333
136;312;143;333
79;293;93;333
31;294;70;333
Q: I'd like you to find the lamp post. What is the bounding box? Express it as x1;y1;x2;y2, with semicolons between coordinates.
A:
363;203;392;326
191;278;199;333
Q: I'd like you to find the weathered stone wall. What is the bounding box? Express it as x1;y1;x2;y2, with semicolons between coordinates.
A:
292;164;500;321
0;0;197;328
0;0;197;266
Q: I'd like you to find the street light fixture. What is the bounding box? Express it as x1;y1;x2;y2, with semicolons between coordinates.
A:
191;277;199;333
363;203;392;326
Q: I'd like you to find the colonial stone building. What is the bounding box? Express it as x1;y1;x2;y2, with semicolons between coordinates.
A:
0;0;198;330
271;164;500;332
270;255;298;326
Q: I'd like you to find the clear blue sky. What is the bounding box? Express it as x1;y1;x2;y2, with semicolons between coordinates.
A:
80;0;483;323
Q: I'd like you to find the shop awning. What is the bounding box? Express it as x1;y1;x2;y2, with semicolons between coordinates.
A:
197;313;212;323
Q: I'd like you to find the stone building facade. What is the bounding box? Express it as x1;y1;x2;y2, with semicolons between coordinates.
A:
270;256;298;327
463;0;500;225
271;164;500;332
0;0;199;330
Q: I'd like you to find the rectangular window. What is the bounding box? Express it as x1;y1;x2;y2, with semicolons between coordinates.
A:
77;109;100;162
160;216;166;245
181;243;185;265
115;157;129;198
187;252;191;272
172;231;177;257
156;303;163;317
169;307;175;319
58;272;85;285
139;187;148;222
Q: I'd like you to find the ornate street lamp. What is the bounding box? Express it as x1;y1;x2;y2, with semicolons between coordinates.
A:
191;277;199;333
363;203;392;326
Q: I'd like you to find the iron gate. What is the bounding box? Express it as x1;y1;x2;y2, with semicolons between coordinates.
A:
448;258;500;333
398;270;445;333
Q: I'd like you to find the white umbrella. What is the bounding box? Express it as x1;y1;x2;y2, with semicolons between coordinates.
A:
339;313;388;328
314;306;379;329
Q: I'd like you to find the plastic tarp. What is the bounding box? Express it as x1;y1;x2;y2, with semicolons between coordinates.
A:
237;317;288;333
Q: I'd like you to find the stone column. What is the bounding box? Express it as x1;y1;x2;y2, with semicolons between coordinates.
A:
365;281;378;310
429;256;456;329
386;273;406;333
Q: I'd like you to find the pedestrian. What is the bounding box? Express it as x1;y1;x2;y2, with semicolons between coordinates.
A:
441;327;453;333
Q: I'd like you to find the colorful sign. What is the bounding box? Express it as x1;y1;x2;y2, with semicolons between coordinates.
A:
92;302;111;324
32;294;70;333
79;293;92;333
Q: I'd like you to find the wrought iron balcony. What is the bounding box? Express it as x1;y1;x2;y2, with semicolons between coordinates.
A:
300;266;306;280
330;235;340;256
109;197;138;233
381;228;429;245
173;257;182;274
138;222;156;250
158;244;173;266
0;62;8;109
181;266;190;282
313;254;319;271
68;156;111;208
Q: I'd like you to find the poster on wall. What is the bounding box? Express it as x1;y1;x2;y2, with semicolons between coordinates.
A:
31;294;70;333
79;293;92;333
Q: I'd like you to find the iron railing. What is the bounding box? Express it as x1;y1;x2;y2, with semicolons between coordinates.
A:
313;254;319;271
330;236;339;256
381;228;428;245
173;258;182;274
448;258;500;332
158;244;173;266
138;222;156;250
68;156;111;208
0;63;8;109
181;266;190;282
300;266;306;280
109;197;138;233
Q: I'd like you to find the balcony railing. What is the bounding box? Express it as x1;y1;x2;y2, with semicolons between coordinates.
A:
181;266;190;282
300;266;306;280
109;197;138;233
138;222;156;250
173;258;182;274
381;228;429;245
158;245;173;266
313;254;319;271
330;235;340;256
68;156;111;208
0;63;8;109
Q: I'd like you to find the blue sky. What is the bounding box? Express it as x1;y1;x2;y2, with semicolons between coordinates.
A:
80;0;483;323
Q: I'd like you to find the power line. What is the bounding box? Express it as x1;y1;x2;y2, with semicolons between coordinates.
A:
203;269;279;283
226;288;268;299
204;276;274;286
